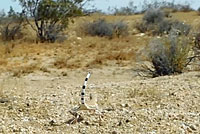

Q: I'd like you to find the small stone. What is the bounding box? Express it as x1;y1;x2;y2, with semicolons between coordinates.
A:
125;119;130;123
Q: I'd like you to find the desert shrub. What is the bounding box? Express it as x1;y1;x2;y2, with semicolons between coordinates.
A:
155;19;172;35
82;19;128;38
153;20;190;36
84;19;113;37
148;34;191;77
171;21;191;36
136;8;164;33
0;7;24;41
113;21;128;37
143;8;164;24
136;22;157;34
135;21;148;33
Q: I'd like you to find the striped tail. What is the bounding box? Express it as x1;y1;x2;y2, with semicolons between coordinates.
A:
81;72;91;105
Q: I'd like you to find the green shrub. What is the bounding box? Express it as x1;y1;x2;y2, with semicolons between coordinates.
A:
148;34;191;77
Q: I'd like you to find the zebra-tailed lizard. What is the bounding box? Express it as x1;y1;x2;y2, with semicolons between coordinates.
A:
67;72;102;124
71;72;100;112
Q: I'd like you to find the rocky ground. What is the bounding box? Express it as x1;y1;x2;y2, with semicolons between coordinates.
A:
0;66;199;134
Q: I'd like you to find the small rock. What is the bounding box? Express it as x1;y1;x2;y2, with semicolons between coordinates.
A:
49;120;56;126
0;98;9;103
189;125;197;131
112;131;117;134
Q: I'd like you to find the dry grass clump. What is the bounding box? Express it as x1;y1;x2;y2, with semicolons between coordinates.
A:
105;50;134;61
53;57;82;69
87;50;135;68
86;56;107;68
53;57;68;69
12;64;39;77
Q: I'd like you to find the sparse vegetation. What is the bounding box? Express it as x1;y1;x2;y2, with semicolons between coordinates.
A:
111;1;137;15
147;34;191;77
12;64;39;77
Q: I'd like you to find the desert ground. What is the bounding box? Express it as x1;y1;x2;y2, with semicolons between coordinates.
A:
0;12;200;133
